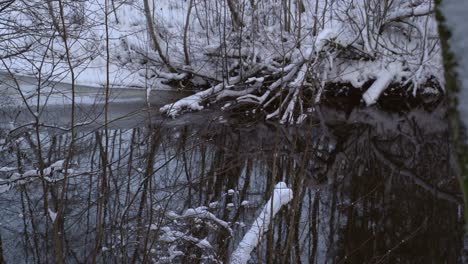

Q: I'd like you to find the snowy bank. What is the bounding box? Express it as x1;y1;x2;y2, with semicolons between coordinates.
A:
1;0;443;123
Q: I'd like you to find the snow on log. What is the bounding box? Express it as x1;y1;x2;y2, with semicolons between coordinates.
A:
230;182;293;264
160;65;263;117
160;82;225;117
386;3;433;22
362;69;395;106
362;72;394;106
315;28;339;53
152;69;187;81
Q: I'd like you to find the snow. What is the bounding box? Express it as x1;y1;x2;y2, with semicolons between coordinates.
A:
315;28;339;53
240;200;249;207
51;160;65;170
246;77;264;84
387;3;433;21
230;182;293;264
196;238;213;249
166;211;180;219
0;0;443;122
160;226;213;250
48;209;57;223
158;245;184;262
0;159;67;194
363;70;395;106
182;207;232;234
0;167;16;172
160;83;222;117
208;202;219;208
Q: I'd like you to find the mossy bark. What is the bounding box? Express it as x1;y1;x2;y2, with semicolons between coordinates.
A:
435;0;468;228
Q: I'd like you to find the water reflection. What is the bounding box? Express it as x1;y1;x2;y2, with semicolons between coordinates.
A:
0;103;465;263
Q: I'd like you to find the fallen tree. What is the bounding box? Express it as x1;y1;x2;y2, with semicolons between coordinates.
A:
153;0;442;123
0;0;442;123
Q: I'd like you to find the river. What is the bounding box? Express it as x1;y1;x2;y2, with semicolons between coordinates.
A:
0;80;465;263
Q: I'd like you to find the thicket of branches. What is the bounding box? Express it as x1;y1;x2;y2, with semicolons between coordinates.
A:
149;0;440;123
0;105;461;263
0;2;452;262
1;0;441;123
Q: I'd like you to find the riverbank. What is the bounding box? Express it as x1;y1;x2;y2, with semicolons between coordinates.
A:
1;0;443;124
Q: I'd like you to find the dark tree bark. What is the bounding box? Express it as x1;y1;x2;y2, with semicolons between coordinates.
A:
226;0;244;28
143;0;176;72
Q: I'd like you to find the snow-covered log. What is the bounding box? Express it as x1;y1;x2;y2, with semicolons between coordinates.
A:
362;72;395;106
160;65;263;117
230;182;293;264
386;3;434;22
0;0;443;123
160;82;225;117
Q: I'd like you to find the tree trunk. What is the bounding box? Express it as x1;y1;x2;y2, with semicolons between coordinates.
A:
435;0;468;229
226;0;244;28
143;0;176;72
0;232;4;264
183;0;194;65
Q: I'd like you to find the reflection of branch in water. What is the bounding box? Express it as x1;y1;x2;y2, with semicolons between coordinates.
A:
0;100;462;263
338;217;428;264
373;217;428;264
371;142;460;203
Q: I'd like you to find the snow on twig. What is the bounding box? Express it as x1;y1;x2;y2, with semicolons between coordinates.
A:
182;206;233;235
0;159;69;194
386;3;434;22
362;62;403;106
160;226;213;250
315;28;339;53
48;208;57;223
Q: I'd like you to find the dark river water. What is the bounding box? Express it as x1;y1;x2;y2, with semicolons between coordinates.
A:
0;97;466;263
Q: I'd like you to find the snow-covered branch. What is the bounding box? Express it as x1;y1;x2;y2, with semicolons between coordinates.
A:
0;160;69;194
182;207;233;235
230;182;293;264
386;3;434;22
